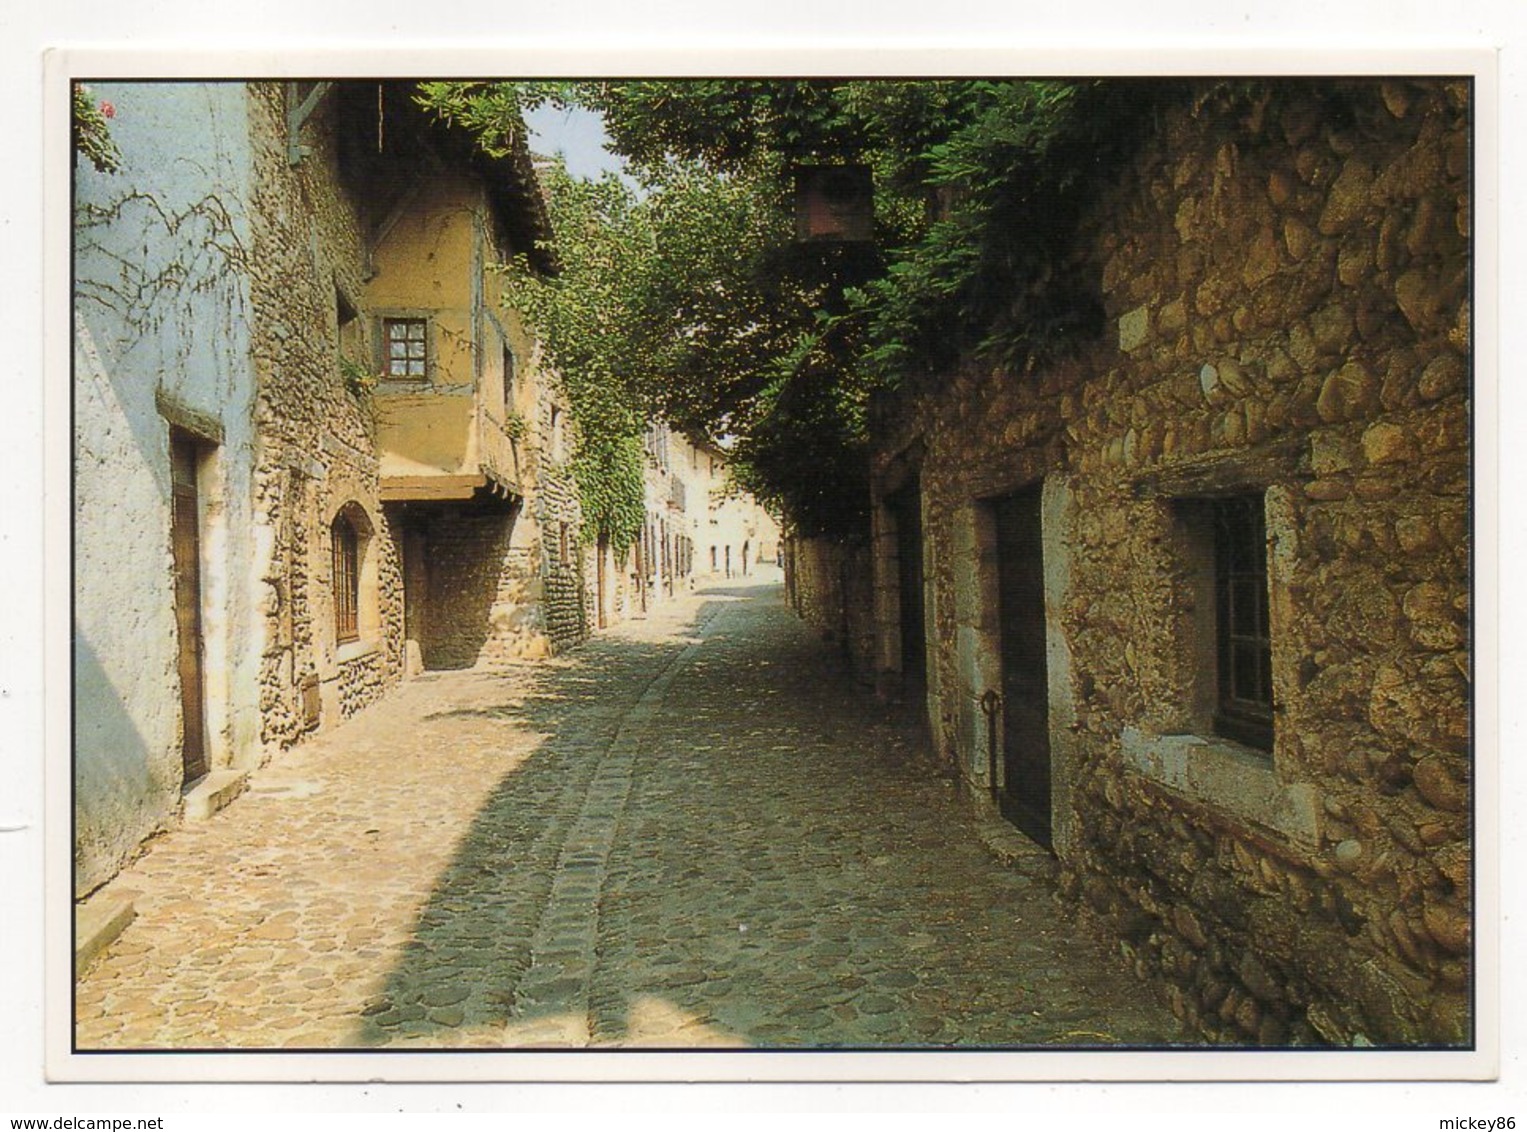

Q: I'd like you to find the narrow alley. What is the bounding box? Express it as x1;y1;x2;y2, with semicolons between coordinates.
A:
75;577;1189;1051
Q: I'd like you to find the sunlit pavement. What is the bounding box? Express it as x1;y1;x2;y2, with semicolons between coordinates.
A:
75;576;1190;1050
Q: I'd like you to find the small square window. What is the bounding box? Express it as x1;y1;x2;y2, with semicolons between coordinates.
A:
384;318;428;379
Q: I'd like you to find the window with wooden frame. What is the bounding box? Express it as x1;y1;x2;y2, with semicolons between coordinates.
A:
383;317;428;379
1160;486;1278;757
331;513;360;644
502;343;517;414
1211;494;1274;752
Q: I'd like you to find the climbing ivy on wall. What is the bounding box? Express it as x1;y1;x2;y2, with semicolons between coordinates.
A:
502;158;652;554
419;83;645;554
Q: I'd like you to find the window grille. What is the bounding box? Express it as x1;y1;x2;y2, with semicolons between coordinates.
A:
332;515;360;643
1213;494;1273;751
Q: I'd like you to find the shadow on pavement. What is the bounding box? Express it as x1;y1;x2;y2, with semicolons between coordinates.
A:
346;587;1189;1051
347;629;681;1047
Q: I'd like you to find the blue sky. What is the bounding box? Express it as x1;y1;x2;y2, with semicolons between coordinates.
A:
525;103;627;181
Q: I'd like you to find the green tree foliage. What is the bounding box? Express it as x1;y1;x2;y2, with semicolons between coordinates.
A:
421;78;1169;536
498;159;651;555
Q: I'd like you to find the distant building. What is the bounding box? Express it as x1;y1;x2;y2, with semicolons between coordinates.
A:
690;439;780;582
595;423;781;626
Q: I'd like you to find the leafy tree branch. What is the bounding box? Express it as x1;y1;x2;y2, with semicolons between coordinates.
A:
420;79;1169;536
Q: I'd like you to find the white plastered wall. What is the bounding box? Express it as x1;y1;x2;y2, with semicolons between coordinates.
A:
72;82;262;895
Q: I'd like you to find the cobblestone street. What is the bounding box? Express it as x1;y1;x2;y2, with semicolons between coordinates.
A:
76;578;1190;1051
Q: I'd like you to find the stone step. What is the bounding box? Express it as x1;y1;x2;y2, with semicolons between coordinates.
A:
182;768;250;821
75;890;137;977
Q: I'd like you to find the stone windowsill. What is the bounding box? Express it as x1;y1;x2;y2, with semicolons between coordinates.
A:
1121;726;1320;848
336;639;379;665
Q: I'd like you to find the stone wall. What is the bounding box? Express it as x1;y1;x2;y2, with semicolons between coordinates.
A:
785;534;876;680
246;83;406;744
534;397;594;652
846;79;1471;1046
400;503;555;667
336;649;386;718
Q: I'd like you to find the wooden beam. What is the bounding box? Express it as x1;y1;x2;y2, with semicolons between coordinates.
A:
1130;438;1307;499
286;81;334;166
380;474;487;502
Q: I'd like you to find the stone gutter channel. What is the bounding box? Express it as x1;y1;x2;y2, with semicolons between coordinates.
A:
502;605;723;1047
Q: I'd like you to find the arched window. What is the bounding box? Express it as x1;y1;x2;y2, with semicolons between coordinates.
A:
331;512;360;644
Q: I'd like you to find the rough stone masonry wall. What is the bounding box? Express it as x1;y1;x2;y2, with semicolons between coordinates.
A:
785;534;877;680
899;80;1470;1046
536;401;594;653
246;83;406;741
409;505;551;668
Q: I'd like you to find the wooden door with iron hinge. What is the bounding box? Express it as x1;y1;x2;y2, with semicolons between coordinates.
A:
170;430;209;785
993;482;1052;850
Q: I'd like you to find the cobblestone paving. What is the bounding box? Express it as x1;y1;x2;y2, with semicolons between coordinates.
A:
75;577;1191;1050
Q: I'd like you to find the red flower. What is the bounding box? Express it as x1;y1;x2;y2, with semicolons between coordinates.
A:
99;101;115;119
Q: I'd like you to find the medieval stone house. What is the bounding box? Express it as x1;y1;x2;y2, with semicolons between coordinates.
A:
691;438;782;583
73;80;580;896
619;425;783;622
619;419;696;619
790;79;1472;1046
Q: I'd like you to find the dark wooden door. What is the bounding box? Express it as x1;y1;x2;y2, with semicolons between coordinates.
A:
169;431;209;784
993;483;1051;848
887;480;925;679
400;520;428;667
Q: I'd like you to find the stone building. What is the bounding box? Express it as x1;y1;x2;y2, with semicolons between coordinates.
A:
73;80;570;896
620;419;699;620
691;439;782;582
347;81;585;666
598;424;782;626
74;82;268;897
789;79;1472;1046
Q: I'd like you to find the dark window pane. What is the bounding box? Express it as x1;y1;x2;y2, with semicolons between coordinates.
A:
1231;641;1261;701
1229;577;1260;634
331;516;359;643
1214;493;1273;752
